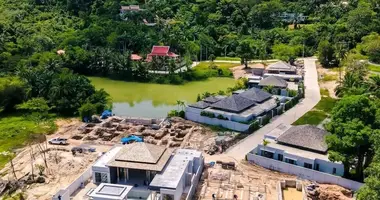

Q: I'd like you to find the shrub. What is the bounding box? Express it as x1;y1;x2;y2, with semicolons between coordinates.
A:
217;114;228;120
248;120;260;132
167;110;185;118
288;89;298;97
261;114;271;125
285;101;293;111
78;102;97;120
200;111;215;118
35;164;45;176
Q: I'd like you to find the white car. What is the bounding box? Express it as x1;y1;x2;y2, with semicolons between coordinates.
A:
48;138;68;145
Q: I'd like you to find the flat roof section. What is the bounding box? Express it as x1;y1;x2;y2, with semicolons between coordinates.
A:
264;123;292;140
149;149;202;190
93;146;123;168
89;183;132;200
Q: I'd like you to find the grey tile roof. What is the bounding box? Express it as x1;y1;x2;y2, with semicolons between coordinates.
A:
267;61;296;72
277;125;329;153
203;95;226;103
188;101;210;109
259;76;288;88
239;87;272;103
107;143;173;171
210;95;256;113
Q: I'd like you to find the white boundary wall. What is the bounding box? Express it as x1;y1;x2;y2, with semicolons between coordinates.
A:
52;167;93;200
247;153;363;191
185;112;250;132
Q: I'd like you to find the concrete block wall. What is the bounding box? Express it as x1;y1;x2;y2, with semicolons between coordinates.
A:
247;153;363;191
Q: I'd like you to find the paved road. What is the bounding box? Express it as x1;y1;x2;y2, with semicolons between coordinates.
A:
225;58;321;159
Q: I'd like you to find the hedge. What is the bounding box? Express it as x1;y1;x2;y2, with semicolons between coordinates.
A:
200;111;215;118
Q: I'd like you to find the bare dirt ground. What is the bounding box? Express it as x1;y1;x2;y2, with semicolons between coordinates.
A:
197;155;354;200
0;142;111;200
317;64;341;99
231;63;265;79
0;117;355;200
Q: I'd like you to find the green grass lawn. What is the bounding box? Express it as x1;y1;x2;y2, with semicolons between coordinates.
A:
293;110;328;125
314;97;337;113
320;88;330;97
215;57;241;61
0;115;56;169
89;77;236;104
292;96;338;126
192;62;240;77
368;64;380;72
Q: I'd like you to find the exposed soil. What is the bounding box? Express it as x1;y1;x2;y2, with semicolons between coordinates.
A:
230;63;265;79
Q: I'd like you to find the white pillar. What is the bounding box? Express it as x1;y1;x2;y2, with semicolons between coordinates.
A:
117;167;120;182
124;168;127;182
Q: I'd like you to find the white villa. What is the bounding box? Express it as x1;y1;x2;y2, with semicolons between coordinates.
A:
248;124;344;176
89;143;204;200
185;88;289;132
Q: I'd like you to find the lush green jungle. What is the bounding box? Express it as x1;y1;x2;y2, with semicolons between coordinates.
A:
1;0;380;198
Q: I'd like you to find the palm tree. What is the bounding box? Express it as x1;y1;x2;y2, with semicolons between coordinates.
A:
179;101;186;111
262;139;270;158
367;75;380;97
335;72;362;97
176;100;181;111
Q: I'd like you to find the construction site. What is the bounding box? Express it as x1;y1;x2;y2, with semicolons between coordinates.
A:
0;117;357;200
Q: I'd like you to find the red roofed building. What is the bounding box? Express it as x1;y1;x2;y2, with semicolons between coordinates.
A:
130;54;142;61
146;46;179;62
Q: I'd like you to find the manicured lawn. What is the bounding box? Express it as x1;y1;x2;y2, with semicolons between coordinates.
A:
215;57;241;61
314;97;337;114
192;62;240;77
0;115;56;169
89;77;236;104
292;96;338;126
368;64;380;72
293;110;328;125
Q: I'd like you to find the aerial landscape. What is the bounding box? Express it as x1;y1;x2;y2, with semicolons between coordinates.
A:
1;0;380;200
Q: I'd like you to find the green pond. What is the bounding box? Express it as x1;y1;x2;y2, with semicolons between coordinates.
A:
89;77;235;118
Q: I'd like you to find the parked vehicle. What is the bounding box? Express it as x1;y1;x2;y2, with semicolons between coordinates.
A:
48;138;68;145
71;145;96;154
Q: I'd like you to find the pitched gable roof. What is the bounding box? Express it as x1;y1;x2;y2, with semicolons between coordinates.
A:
239;87;272;103
203;95;226;104
277;125;329;153
259;76;288;88
188;101;210;109
210;95;256;113
107;143;173;171
267;61;296;72
151;46;170;55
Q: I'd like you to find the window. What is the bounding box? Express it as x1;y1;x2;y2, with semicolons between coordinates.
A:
95;172;108;183
285;158;297;165
261;150;274;159
95;172;102;183
278;154;283;161
333;168;337;174
314;164;320;171
304;163;313;169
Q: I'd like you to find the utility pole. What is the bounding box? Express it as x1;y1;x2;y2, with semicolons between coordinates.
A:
336;41;348;83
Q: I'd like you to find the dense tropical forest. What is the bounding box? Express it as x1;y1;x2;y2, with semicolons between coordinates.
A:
1;0;380;198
